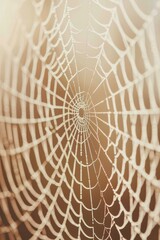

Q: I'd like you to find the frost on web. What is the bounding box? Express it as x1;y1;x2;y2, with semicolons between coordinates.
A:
0;0;160;239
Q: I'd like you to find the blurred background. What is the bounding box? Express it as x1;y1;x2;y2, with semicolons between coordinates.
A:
0;0;160;239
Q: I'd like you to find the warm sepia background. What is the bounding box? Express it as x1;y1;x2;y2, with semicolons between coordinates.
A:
0;0;160;239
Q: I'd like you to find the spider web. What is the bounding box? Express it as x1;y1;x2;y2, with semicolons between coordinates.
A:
0;0;160;239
